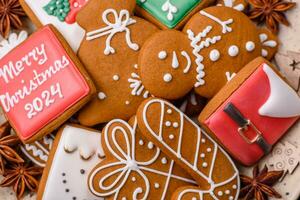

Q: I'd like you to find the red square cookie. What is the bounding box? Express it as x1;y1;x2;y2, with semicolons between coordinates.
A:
199;57;300;166
0;25;95;143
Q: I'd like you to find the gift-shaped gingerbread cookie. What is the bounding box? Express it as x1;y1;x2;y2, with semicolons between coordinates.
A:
199;57;300;166
0;25;95;143
88;117;197;199
138;6;278;100
37;124;105;200
75;0;159;126
135;0;214;29
137;98;240;200
20;0;89;52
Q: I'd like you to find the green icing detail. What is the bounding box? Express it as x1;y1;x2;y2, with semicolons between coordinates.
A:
43;0;70;22
137;0;201;29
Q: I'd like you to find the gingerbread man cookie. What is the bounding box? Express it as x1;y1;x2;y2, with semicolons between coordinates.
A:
137;98;240;200
88;117;196;199
138;6;278;99
76;0;159;126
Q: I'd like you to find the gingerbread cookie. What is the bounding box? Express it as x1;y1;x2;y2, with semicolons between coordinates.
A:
20;134;55;167
37;124;105;200
20;0;89;52
138;6;278;99
0;25;95;143
135;0;214;29
88;117;196;199
76;0;159;126
137;98;240;200
199;57;300;166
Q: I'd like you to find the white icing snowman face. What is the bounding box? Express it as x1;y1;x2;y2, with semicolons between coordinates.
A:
139;30;197;100
157;50;192;83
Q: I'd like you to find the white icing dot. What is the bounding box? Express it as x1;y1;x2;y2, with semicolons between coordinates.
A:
232;185;237;189
172;122;179;128
200;153;205;158
207;148;212;152
209;49;220;62
169;134;175;140
202;162;208;168
132;177;136;182
229;196;234;200
167;109;172;114
228;45;239;57
158;51;167;59
21;80;25;83
246;41;255;52
122;197;126;200
98;92;106;100
163;73;173;82
218;191;223;196
134;64;138;69
225;190;230;194
74;2;79;7
113;75;120;81
192;198;197;200
161;157;167;164
125;101;130;105
139;140;144;146
201;138;206;143
148;142;154;149
262;49;268;57
165;121;171;127
154;183;160;189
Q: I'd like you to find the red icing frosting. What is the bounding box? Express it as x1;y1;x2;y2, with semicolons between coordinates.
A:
205;64;299;165
65;0;89;24
0;26;90;140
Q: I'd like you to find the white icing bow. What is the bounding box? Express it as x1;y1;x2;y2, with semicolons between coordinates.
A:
86;9;139;55
89;119;195;199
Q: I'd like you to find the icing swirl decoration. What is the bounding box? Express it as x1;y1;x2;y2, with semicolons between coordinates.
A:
86;9;139;55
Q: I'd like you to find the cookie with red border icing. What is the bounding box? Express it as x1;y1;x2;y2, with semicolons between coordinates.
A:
20;0;89;52
88;117;196;199
37;124;105;200
138;6;278;100
136;98;240;200
0;25;95;143
76;0;159;126
199;57;300;166
135;0;214;30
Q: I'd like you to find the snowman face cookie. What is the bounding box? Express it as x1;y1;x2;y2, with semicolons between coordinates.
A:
20;0;89;52
37;125;105;200
138;6;278;99
76;0;159;126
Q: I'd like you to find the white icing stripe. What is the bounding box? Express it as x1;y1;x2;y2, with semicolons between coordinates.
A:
259;64;300;118
181;51;192;74
88;118;195;199
20;145;46;167
200;10;233;34
86;9;139;55
142;99;240;200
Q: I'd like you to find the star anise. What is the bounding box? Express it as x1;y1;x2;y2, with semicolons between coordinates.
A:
248;0;296;34
0;162;43;199
239;165;284;200
0;123;24;174
0;0;26;38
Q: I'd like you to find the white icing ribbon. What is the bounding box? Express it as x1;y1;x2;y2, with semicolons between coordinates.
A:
86;9;139;55
89;119;196;199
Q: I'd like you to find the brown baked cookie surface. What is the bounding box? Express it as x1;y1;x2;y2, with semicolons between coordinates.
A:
76;0;159;126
